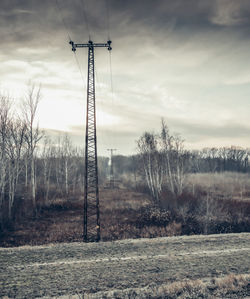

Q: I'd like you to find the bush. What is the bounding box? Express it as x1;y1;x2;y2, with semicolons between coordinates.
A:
136;206;172;228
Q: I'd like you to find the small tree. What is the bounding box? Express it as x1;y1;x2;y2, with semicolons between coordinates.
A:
161;120;187;196
137;132;163;202
22;84;43;212
41;136;53;204
6;119;27;218
137;119;187;202
0;95;11;223
61;134;73;195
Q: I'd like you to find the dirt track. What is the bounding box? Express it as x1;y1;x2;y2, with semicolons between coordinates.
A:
0;233;250;298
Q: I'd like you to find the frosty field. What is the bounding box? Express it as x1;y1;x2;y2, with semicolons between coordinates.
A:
0;233;249;298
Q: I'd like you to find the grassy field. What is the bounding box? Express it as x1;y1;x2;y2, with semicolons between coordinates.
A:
0;233;249;298
186;172;250;201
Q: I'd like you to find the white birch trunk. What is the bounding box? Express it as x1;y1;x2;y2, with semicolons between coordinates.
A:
65;158;68;194
31;157;36;209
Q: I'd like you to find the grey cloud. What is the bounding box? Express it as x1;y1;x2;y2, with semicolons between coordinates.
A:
2;0;250;154
1;0;250;47
169;119;250;142
210;0;250;26
1;0;250;62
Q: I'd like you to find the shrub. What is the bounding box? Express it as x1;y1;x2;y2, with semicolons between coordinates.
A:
136;206;172;227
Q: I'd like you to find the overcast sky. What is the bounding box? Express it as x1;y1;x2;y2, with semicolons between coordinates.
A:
1;0;250;155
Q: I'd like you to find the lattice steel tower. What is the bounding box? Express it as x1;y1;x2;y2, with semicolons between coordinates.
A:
69;40;112;242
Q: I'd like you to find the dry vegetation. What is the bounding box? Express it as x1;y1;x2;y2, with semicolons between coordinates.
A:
81;273;250;299
19;274;249;298
186;172;250;201
1;233;249;298
0;172;249;247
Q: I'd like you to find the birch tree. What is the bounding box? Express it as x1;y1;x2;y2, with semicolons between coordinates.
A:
172;134;186;196
160;120;175;194
137;132;163;201
61;134;73;195
22;85;43;212
0;95;11;223
138;119;187;201
41;136;53;204
5;119;27;218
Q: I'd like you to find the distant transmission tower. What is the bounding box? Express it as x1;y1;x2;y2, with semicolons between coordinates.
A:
107;148;117;189
69;40;112;242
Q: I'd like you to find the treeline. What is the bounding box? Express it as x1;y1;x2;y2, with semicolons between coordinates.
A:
114;120;250;201
0;87;43;227
113;147;250;181
189;147;249;173
114;146;250;177
0;88;109;229
1;87;249;230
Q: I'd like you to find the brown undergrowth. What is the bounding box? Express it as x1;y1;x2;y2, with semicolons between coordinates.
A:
0;189;182;246
0;178;250;247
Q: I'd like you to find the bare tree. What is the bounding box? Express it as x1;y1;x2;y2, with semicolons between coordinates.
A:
138;120;187;202
61;134;73;195
0;94;28;220
5;119;27;218
22;85;43;212
161;120;186;196
0;95;12;223
41;136;53;204
137;132;163;201
161;120;174;194
172;134;186;196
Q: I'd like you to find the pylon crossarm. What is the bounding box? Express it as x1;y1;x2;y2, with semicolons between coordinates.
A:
69;40;112;51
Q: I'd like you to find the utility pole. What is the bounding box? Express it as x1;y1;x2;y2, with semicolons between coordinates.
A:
107;148;117;189
69;40;112;242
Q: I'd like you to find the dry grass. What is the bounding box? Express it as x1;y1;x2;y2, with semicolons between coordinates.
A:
100;189;182;241
2;188;182;246
58;273;249;298
215;274;244;289
101;189;151;211
186;171;250;201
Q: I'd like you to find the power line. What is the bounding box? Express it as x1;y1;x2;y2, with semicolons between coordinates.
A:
108;48;117;148
105;0;110;40
94;65;109;149
79;0;91;39
55;0;87;87
55;0;72;41
73;52;86;86
109;51;114;97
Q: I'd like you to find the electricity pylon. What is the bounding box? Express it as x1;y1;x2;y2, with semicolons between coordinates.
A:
69;40;112;242
107;148;117;189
